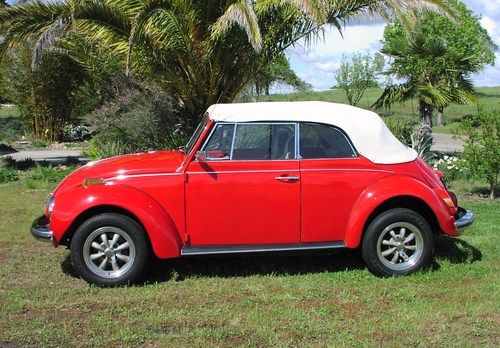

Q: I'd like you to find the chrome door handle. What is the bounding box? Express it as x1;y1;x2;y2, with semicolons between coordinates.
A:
275;175;299;182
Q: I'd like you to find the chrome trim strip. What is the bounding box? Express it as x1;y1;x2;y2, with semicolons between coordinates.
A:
188;169;300;175
108;172;182;180
300;168;393;174
181;241;346;256
30;215;53;242
454;208;475;230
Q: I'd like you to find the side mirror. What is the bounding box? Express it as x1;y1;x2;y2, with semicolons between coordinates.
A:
195;151;207;162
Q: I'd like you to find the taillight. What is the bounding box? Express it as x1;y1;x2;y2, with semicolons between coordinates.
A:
434;188;458;214
448;190;458;207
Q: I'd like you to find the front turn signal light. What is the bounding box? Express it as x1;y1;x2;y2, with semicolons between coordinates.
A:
82;178;106;189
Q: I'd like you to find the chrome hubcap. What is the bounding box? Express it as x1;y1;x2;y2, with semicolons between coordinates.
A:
83;227;136;279
376;222;424;271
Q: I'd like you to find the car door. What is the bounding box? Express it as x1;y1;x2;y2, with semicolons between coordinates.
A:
186;122;300;245
298;122;389;243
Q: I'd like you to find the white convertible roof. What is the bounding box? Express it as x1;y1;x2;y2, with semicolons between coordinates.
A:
206;101;417;165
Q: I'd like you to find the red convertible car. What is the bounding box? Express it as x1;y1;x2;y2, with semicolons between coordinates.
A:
31;102;474;286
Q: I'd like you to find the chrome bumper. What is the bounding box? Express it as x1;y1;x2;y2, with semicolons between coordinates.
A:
30;215;53;242
454;207;475;230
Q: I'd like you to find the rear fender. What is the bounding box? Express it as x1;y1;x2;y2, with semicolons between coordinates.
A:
344;175;457;248
50;183;182;259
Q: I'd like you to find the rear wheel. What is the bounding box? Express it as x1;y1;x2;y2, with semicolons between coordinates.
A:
362;208;434;276
70;213;149;286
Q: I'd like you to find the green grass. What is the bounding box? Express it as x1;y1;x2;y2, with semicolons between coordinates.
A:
260;86;500;134
0;173;499;346
0;105;20;118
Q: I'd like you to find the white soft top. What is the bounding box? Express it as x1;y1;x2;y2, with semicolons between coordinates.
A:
206;101;417;165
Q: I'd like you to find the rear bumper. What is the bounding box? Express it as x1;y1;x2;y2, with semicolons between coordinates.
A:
30;215;54;242
454;207;475;230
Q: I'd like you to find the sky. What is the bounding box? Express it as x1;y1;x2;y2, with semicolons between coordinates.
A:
286;0;500;90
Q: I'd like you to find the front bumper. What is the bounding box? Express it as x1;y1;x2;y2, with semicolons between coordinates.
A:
454;207;475;230
30;215;53;242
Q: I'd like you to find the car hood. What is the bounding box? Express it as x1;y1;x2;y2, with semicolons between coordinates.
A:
55;150;185;191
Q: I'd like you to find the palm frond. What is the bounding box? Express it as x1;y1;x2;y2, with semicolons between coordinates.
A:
211;0;262;50
32;15;70;69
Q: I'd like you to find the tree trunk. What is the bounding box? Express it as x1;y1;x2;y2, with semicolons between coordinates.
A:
490;176;497;199
255;81;261;97
436;106;444;126
419;100;434;127
264;84;270;95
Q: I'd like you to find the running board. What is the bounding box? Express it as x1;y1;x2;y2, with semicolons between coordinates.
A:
181;242;346;256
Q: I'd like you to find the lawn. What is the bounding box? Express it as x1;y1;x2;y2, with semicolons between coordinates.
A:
259;86;500;135
0;105;21;143
0;172;499;346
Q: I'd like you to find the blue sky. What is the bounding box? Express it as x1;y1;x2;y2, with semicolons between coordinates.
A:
286;0;500;90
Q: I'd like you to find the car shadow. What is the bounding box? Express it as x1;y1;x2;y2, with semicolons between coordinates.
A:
60;249;365;284
60;237;482;285
433;235;482;264
144;249;365;283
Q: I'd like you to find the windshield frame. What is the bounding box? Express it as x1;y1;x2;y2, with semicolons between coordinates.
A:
185;114;209;155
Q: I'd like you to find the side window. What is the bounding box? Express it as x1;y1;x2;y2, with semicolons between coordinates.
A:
203;124;235;159
232;124;296;160
299;123;356;159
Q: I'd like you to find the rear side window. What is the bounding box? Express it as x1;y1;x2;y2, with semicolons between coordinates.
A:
299;123;356;159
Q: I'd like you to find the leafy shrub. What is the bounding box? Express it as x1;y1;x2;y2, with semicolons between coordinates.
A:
0;116;21;142
460;109;499;199
432;155;468;181
0;167;19;183
411;123;437;163
85;87;187;159
62;124;93;141
84;131;130;160
384;118;415;146
28;165;74;183
25;165;75;189
31;139;49;148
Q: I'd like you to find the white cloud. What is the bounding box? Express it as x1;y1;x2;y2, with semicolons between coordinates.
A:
312;60;340;72
287;1;500;90
287;24;385;90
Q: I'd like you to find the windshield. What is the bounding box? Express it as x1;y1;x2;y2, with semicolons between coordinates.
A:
185;114;209;154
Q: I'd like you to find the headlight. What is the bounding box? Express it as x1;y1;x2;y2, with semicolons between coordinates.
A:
45;193;55;218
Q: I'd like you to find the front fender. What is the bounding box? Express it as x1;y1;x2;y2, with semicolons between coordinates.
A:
343;175;457;248
50;183;182;259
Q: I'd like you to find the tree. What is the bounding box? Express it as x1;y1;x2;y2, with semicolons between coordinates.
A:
335;52;384;106
1;43;87;141
254;53;310;96
374;0;496;126
0;0;452;133
461;110;499;199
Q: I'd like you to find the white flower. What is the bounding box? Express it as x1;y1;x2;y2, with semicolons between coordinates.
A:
447;166;453;169
444;155;449;160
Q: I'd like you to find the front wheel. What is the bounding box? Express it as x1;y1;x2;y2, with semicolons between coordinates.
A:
70;213;149;286
362;208;434;276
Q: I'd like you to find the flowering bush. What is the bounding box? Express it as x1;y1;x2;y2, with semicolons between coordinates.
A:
432;155;468;181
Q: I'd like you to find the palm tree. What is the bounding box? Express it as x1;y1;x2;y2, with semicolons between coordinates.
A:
374;35;481;126
373;0;495;127
0;0;451;131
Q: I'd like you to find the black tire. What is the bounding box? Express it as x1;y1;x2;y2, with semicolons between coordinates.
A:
362;208;434;277
70;213;149;286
